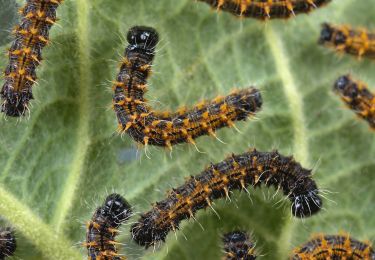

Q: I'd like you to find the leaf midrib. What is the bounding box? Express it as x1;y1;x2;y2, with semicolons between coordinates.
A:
0;186;82;259
51;0;91;237
264;25;309;259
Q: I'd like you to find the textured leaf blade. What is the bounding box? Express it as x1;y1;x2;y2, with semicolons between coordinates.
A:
0;0;374;259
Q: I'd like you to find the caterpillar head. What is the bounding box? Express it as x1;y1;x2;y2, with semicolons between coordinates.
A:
334;75;360;99
319;23;347;46
102;193;132;225
127;26;159;51
0;227;16;258
291;189;322;218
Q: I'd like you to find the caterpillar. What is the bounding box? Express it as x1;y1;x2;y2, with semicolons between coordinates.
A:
1;0;63;117
333;75;375;129
131;149;322;248
112;26;262;150
85;194;132;260
319;23;375;59
196;0;331;20
0;227;16;260
223;231;257;260
292;233;375;259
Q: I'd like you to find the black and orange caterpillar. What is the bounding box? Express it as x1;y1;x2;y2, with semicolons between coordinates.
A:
319;23;375;59
112;26;262;150
0;227;16;260
223;231;257;260
131;149;322;248
196;0;331;19
1;0;63;117
333;75;375;129
292;233;375;260
85;194;132;260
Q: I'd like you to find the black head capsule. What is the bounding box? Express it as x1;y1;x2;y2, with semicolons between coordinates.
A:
223;231;257;260
289;177;322;218
334;75;350;92
244;89;263;112
101;193;132;226
320;23;347;46
0;227;16;259
127;26;159;51
1;101;25;117
334;75;359;99
131;217;168;248
291;190;322;218
0;86;32;117
319;23;333;44
223;231;248;244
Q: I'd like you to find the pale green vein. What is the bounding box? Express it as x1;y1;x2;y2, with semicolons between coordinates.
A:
264;25;309;259
51;0;91;234
264;26;309;165
0;185;81;259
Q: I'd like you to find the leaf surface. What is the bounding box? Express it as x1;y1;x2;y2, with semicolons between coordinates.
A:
0;0;374;259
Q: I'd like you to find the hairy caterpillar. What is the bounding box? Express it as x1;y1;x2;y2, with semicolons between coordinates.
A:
292;233;375;259
196;0;331;20
223;231;257;260
1;0;63;117
319;23;375;59
131;149;322;248
0;227;16;260
112;26;262;150
85;194;132;260
333;75;375;129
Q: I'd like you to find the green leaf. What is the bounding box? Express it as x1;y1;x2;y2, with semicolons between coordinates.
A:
0;0;374;259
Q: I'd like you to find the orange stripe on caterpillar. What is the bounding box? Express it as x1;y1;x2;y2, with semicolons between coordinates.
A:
196;0;331;20
223;231;257;260
131;149;322;248
85;194;132;260
1;0;63;117
333;75;375;129
292;233;375;259
319;23;375;59
0;227;16;259
113;26;262;150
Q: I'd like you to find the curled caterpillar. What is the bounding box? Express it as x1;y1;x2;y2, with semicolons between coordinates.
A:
196;0;331;20
223;231;257;260
319;23;375;59
112;26;262;150
1;0;63;117
86;194;132;260
0;227;16;260
131;149;322;248
333;75;375;129
292;233;375;260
